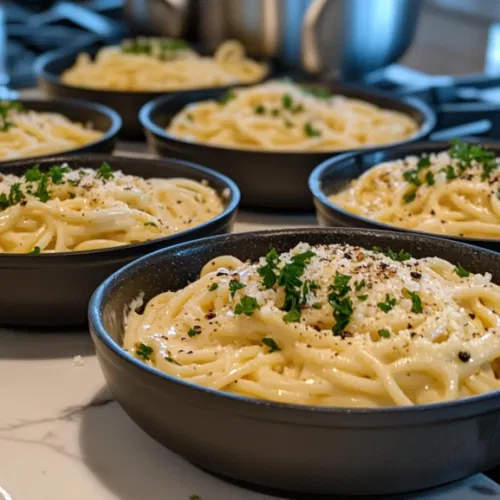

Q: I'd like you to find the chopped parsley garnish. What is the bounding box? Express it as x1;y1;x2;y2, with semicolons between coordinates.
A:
48;164;71;184
403;189;417;204
328;272;353;335
0;193;8;210
377;294;396;313
164;354;180;365
357;294;368;301
378;328;391;338
283;308;301;323
282;93;293;110
69;192;76;199
278;250;316;322
284;119;293;128
304;122;321;137
25;164;43;182
332;272;351;296
386;248;411;262
234;295;260;316
257;248;280;289
136;343;153;361
188;325;202;337
229;279;246;297
30;246;41;254
219;89;236;104
144;222;157;227
443;165;457;180
455;264;470;278
9;183;24;205
312;302;323;309
208;283;218;291
417;156;431;170
262;337;280;352
403;169;421;186
96;162;114;181
34;175;50;202
497;192;500;200
0;101;23;131
121;37;189;58
255;104;265;115
354;279;366;291
404;289;423;314
425;171;435;186
448;138;497;179
186;113;194;122
302;86;331;99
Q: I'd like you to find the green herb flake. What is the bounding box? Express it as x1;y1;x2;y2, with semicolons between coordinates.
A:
96;162;114;181
377;294;396;313
30;246;41;255
403;189;417;204
455;264;470;278
312;302;323;309
357;294;368;301
283;308;301;323
34;175;50;203
262;337;280;352
386;248;411;262
255;104;265;115
404;289;423;314
48;164;71;184
304;122;321;137
354;279;366;292
186;113;194;122
229;279;246;297
24;164;43;182
219;89;236;105
0;193;8;210
234;295;260;316
257;248;280;289
9;183;25;205
417;156;431;170
187;325;202;337
444;165;457;180
425;171;435;186
0;100;23;132
69;192;76;199
164;354;180;365
208;283;218;291
282;93;293;110
332;272;351;296
302;86;331;99
378;328;391;338
135;342;153;361
403;169;421;186
144;221;157;227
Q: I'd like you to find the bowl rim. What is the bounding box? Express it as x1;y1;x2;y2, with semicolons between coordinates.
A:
35;44;271;97
309;139;500;245
0;153;240;259
89;227;500;417
2;97;122;161
139;86;437;157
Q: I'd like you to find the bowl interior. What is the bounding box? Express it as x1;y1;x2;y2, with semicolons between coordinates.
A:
142;83;436;150
311;140;500;246
93;228;499;361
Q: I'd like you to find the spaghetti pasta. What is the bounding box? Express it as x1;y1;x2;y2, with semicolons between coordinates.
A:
123;243;500;408
61;39;267;92
0;162;224;253
0;102;102;161
330;141;500;239
167;80;419;151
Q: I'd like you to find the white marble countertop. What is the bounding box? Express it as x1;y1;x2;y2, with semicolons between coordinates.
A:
2;139;500;499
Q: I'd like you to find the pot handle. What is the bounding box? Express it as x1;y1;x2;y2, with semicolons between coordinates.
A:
430;102;500;141
302;0;341;74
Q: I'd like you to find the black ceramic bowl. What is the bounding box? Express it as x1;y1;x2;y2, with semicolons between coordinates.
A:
139;84;436;210
309;140;500;252
1;155;239;327
2;98;121;162
35;44;270;138
89;228;500;496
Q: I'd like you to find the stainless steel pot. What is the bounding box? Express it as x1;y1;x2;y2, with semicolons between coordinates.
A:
125;0;422;79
